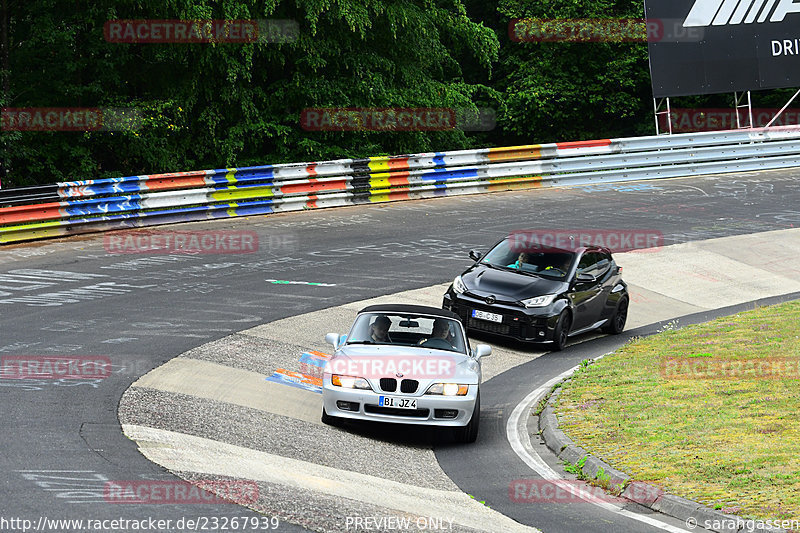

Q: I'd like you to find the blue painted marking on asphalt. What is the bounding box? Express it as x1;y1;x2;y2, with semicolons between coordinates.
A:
299;353;328;368
265;373;322;394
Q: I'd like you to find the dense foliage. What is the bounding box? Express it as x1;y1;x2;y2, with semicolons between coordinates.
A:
0;0;793;187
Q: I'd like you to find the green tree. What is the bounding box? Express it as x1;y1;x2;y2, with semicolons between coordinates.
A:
1;0;499;187
489;0;653;144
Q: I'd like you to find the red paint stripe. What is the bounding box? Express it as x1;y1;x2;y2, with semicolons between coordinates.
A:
141;176;207;191
142;171;207;180
306;164;318;177
386;157;411;170
387;173;410;186
0;203;63;225
556;139;612;150
385;190;410;201
280;180;347;195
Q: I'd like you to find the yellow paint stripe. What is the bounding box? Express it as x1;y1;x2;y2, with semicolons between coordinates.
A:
369;193;393;203
487;175;543;191
487;145;543;162
367;157;392;173
0;225;68;243
369;177;393;189
210;186;274;202
225;168;237;183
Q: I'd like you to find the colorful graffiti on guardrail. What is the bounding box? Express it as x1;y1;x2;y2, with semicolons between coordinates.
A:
2;126;800;244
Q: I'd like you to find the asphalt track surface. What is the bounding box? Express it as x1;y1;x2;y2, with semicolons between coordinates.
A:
1;169;800;532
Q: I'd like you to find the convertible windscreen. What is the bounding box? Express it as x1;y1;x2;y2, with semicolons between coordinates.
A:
346;313;467;353
481;238;575;279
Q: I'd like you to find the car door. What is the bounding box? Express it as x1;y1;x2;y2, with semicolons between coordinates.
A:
569;251;606;330
593;250;620;322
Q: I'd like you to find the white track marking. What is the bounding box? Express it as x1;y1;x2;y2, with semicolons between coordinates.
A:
506;356;698;533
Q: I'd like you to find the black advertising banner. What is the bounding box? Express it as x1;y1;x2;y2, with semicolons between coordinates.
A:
644;0;800;97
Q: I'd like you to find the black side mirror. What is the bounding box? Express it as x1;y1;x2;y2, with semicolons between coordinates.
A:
469;250;483;261
575;273;597;283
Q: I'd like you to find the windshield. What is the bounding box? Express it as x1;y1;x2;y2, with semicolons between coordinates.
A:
481;238;575;279
346;313;467;353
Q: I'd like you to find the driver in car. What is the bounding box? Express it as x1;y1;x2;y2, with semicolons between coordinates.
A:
369;315;393;343
420;319;454;350
508;252;530;269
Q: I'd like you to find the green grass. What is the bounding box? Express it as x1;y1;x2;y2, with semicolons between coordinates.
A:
556;301;800;521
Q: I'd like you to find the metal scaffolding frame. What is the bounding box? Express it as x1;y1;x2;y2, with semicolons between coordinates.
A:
734;91;753;129
653;97;672;135
765;88;800;128
653;88;800;134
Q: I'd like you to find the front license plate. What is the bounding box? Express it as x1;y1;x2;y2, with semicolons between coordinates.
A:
379;396;417;409
472;309;503;323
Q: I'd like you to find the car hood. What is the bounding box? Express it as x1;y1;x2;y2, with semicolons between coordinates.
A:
327;345;480;384
462;265;567;300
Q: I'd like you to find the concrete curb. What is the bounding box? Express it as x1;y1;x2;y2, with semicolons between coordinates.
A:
537;384;785;533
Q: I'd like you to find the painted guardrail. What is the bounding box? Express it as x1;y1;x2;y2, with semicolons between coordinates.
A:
2;125;800;244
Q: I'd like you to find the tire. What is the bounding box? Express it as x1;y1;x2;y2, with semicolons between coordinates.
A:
455;391;480;444
321;407;343;427
552;311;571;352
602;296;629;335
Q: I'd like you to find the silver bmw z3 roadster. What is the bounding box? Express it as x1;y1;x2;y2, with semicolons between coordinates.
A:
322;304;491;443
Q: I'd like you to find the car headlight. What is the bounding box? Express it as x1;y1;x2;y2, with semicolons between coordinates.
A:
426;383;469;396
453;275;467;294
331;375;371;390
521;294;557;308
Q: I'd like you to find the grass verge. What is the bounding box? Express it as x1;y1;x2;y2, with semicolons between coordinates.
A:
556;300;800;522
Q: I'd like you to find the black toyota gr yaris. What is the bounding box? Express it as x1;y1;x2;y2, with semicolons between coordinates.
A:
442;235;629;351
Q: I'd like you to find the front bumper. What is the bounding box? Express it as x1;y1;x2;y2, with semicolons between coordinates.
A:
443;290;559;342
322;380;478;427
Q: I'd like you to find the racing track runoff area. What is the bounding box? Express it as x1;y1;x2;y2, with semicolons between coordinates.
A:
1;167;800;533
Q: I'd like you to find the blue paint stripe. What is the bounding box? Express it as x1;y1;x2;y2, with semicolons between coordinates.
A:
64;199;143;216
419;168;480;181
63;194;143;207
210;180;275;191
299;353;328;368
265;373;322;394
206;174;275;186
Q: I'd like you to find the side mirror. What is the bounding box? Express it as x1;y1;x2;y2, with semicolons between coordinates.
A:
472;344;492;359
469;250;483;262
325;332;341;350
575;273;597;283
